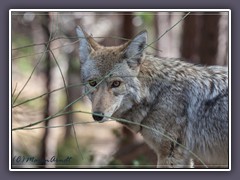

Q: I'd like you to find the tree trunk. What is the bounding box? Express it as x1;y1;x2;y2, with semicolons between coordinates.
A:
154;14;160;56
39;13;51;168
181;13;221;65
121;12;134;42
199;13;220;65
181;13;200;63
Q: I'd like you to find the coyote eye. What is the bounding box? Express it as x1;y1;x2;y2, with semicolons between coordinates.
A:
88;80;97;87
111;81;121;88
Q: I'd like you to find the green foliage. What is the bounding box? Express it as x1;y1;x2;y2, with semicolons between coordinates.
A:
108;158;124;168
131;155;152;168
56;137;94;168
135;12;154;25
15;57;33;76
108;155;153;168
12;95;45;109
68;57;81;73
12;34;34;54
12;35;34;75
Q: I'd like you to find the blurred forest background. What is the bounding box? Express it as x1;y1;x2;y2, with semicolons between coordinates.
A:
11;11;229;168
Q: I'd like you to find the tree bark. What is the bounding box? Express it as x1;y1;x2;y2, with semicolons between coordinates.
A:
39;13;51;168
121;12;134;40
181;13;200;63
199;13;220;65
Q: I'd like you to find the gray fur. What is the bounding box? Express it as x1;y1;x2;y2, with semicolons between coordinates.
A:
76;26;229;168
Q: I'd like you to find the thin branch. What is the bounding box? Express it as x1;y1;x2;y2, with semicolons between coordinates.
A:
12;35;161;60
49;49;69;97
12;109;207;168
12;40;79;60
12;36;76;51
12;52;46;105
12;24;55;105
12;83;85;108
12;71;112;131
12;83;18;98
147;12;191;48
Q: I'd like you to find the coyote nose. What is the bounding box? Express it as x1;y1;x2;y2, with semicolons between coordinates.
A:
92;112;104;121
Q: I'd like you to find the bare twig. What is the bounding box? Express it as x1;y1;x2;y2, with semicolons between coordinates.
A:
12;26;55;105
12;109;207;168
12;83;85;108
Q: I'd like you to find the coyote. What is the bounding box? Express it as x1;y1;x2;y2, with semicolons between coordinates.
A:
76;26;229;168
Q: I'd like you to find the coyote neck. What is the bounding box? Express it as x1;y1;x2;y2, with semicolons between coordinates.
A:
113;56;183;132
114;55;228;134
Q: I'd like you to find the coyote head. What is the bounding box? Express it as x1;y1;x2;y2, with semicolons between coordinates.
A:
76;26;147;122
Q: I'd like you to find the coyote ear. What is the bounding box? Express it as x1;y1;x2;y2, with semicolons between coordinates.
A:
76;26;91;64
76;26;100;64
124;30;147;69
